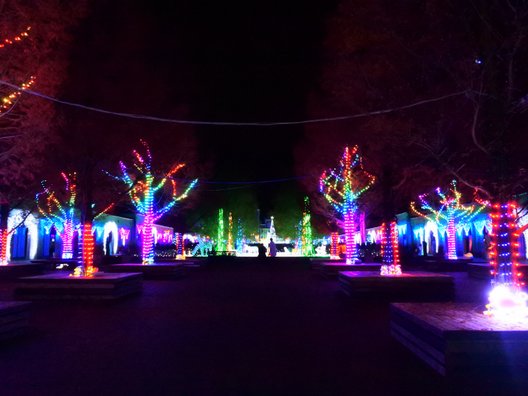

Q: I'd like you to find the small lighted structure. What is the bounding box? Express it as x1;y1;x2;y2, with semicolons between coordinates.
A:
320;146;375;264
175;232;185;260
380;221;401;276
411;180;487;260
330;232;339;260
484;201;528;320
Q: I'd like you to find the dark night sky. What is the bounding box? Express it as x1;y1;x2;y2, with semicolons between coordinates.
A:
63;0;337;219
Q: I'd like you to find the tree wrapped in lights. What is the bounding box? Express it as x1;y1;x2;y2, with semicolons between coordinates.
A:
36;172;78;259
117;141;197;264
410;180;487;260
320;146;375;264
301;197;313;256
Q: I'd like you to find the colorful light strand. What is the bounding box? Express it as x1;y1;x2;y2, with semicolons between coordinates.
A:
410;180;487;260
0;75;36;115
36;172;78;259
116;140;197;264
301;197;313;256
320;146;375;264
0;26;31;48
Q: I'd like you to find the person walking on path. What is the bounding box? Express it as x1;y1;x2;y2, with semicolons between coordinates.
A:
268;238;277;257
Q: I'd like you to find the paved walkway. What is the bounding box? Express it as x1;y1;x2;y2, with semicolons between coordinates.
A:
0;261;522;395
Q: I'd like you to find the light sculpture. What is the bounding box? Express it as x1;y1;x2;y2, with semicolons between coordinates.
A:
116;140;197;264
320;146;375;264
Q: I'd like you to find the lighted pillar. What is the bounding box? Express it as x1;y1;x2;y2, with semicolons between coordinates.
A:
175;232;184;257
227;212;233;251
330;232;339;259
0;228;7;265
141;174;155;265
343;198;357;264
81;223;94;273
62;219;74;259
446;210;457;260
380;221;401;275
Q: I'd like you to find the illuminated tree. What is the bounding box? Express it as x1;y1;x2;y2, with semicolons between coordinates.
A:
36;172;78;259
410;180;487;260
320;146;375;264
0;2;86;265
301;197;313;256
117;140;197;264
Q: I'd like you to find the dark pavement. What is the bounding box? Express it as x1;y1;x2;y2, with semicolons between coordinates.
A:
0;260;523;396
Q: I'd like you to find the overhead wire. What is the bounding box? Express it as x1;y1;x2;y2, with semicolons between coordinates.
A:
0;79;469;127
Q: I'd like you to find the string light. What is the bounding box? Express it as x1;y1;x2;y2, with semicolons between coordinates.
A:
36;172;78;259
410;180;487;260
320;146;375;264
0;75;35;115
115;140;197;264
0;26;31;48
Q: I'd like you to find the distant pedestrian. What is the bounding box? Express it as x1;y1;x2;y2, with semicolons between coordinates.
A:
257;243;267;258
268;238;277;257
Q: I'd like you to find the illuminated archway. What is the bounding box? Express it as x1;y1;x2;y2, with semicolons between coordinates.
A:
103;221;119;255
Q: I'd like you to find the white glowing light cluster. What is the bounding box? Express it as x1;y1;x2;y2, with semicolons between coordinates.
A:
484;285;528;321
380;265;402;276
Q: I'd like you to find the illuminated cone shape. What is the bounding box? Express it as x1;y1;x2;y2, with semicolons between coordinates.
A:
116;141;197;265
320;146;375;265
